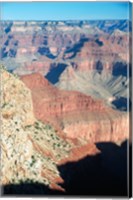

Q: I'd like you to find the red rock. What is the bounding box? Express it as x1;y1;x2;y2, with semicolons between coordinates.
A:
21;73;129;144
49;183;65;192
58;143;100;165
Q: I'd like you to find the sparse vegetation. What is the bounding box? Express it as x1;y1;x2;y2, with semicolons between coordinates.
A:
1;102;8;108
0;64;7;71
1;69;71;187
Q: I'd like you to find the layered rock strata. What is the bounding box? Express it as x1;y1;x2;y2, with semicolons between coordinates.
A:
21;72;129;144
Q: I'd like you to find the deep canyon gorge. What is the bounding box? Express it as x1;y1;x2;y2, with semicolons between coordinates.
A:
0;20;131;196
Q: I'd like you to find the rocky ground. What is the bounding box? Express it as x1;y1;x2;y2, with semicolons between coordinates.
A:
1;67;101;194
1;67;70;190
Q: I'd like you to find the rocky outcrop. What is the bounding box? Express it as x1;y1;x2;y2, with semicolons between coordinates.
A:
1;67;103;193
1;68;35;126
0;67;72;189
1;67;35;184
21;72;129;144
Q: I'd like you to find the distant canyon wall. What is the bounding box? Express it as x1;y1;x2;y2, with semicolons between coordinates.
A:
1;20;131;76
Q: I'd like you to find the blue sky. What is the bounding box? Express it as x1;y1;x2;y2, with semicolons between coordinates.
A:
1;2;131;20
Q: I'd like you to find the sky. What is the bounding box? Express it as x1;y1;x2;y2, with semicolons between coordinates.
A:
1;2;131;21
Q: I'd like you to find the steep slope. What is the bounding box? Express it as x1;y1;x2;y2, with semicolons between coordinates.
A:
1;66;58;187
56;66;129;103
21;72;129;144
1;66;102;193
55;31;130;104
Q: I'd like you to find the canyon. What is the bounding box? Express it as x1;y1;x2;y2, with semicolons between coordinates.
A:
1;67;102;193
1;20;131;74
1;20;131;103
1;67;129;196
1;20;131;195
0;68;94;188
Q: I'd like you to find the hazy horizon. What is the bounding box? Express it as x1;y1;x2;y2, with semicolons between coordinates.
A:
1;19;130;21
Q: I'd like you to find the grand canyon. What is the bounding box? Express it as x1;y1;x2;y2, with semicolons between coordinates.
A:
1;20;131;196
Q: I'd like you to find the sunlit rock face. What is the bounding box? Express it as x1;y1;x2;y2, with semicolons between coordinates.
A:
21;72;129;144
1;68;103;192
0;68;72;189
1;68;35;185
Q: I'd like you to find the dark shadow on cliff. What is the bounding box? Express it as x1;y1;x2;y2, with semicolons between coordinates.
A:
112;62;131;77
64;37;89;59
3;140;130;197
3;182;63;196
57;140;129;197
112;97;132;111
38;46;56;59
45;63;68;84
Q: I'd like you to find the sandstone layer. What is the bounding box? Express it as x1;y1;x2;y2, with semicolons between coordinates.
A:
21;72;129;144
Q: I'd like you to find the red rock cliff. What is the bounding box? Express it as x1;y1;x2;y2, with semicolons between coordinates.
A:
21;73;129;144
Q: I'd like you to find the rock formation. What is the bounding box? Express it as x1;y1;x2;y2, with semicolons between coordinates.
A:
1;67;102;193
0;67;71;190
21;72;129;144
0;19;130;195
1;20;130;76
1;20;130;105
